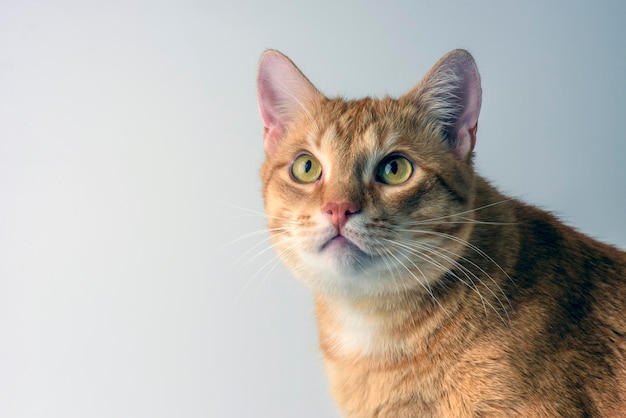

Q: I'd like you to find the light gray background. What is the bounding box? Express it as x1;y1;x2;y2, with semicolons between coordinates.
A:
1;1;624;417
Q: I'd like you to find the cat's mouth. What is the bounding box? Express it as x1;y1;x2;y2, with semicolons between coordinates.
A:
321;234;349;249
315;233;376;275
320;234;368;256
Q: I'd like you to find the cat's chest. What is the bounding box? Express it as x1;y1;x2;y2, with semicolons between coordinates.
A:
328;303;388;356
318;301;413;358
323;352;474;418
317;298;448;359
316;299;484;417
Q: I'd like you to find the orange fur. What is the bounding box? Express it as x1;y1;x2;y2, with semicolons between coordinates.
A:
257;49;626;417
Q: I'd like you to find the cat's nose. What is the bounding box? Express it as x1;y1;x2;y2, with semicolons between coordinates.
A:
322;201;360;231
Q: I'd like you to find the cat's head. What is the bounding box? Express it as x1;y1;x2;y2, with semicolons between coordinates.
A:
257;49;482;299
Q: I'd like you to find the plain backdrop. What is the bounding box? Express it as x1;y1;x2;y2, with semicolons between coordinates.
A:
1;1;625;417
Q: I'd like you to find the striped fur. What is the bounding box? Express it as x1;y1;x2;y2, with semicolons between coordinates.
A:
257;49;626;417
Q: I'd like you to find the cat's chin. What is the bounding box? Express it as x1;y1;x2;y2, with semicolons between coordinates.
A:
293;234;448;298
295;235;386;293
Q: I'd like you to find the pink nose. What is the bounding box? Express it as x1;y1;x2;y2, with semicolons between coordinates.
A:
321;201;360;230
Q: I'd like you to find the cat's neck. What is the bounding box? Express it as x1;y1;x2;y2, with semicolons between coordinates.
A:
314;290;460;363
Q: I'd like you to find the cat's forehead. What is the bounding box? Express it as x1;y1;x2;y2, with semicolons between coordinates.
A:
306;98;420;156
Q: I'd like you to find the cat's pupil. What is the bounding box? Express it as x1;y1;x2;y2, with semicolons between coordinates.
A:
387;160;398;175
304;159;312;173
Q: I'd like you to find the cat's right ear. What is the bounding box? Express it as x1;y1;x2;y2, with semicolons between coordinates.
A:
403;49;482;161
257;50;322;154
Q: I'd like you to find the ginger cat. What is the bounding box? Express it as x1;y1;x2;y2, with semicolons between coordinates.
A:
256;49;626;417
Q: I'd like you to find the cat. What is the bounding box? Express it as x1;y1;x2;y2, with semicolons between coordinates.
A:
256;49;626;417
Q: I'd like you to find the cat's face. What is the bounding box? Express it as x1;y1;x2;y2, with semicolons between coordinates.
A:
258;50;482;299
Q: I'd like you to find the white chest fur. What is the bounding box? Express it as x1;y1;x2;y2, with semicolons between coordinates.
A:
326;301;415;358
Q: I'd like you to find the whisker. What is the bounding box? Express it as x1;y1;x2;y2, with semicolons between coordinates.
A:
416;240;512;313
383;246;449;315
222;227;288;250
409;218;517;226
379;245;417;297
244;233;295;265
456;216;517;225
375;247;400;282
396;227;514;287
397;238;510;322
224;231;294;283
407;198;514;225
219;202;294;221
235;256;276;302
235;246;292;302
257;248;294;289
381;238;489;316
381;229;513;322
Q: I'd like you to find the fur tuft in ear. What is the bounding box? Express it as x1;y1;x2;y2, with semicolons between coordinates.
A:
404;49;482;160
257;50;322;154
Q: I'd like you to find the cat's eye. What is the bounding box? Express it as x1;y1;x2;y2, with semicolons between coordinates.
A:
375;155;413;185
291;153;322;183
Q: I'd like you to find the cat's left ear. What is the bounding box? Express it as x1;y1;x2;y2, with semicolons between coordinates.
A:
404;49;482;160
257;50;322;154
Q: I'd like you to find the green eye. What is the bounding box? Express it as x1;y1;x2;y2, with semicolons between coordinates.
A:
375;155;413;185
291;153;322;183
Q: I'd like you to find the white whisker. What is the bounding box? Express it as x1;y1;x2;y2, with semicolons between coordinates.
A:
219;202;294;221
381;237;489;316
235;246;292;302
416;240;512;313
397;227;514;286
237;231;290;267
407;198;514;225
222;227;288;250
411;219;517;226
383;245;449;315
397;238;510;323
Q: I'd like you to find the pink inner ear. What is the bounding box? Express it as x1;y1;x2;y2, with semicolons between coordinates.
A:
404;49;482;161
263;125;283;154
257;68;285;153
453;121;478;160
257;91;283;153
452;55;481;160
256;50;320;154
